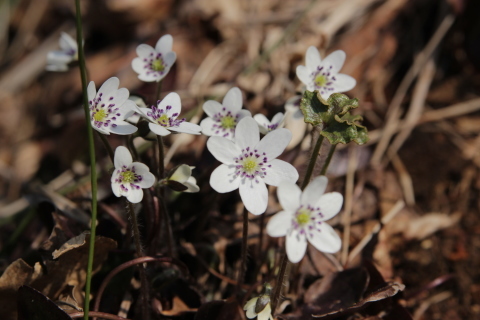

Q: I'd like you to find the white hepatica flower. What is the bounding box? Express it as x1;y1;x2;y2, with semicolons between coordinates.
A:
165;164;200;193
244;298;273;320
267;176;343;263
200;87;252;140
46;32;78;72
296;46;356;100
88;77;138;135
137;92;201;136
132;34;176;82
207;117;299;215
111;146;155;203
253;112;285;135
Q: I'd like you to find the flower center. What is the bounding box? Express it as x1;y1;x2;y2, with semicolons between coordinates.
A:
94;109;107;121
314;75;327;87
295;208;311;226
234;147;270;181
242;158;259;174
311;65;337;97
120;170;136;183
151;59;165;72
156;114;170;127
147;105;185;128
221;115;236;129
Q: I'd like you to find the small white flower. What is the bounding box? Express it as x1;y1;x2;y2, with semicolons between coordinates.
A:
244;297;273;320
207;117;299;215
88;77;138;135
165;164;200;193
253;112;285;135
111;146;155;203
266;176;343;263
296;47;356;100
200;87;252;140
137;92;201;136
284;95;303;120
46;32;78;72
131;34;176;82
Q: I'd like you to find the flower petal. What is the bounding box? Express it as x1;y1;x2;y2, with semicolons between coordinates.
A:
239;179;268;215
149;123;171;136
277;181;301;212
296;65;312;87
114;146;132;168
184;177;200;193
206;136;240;164
59;32;77;51
235;117;259;151
316;192;343;221
271;112;285;126
163;52;176;67
286;229;307;263
203;100;223;118
87;81;96;101
322;50;346;74
332;74;357;92
169;122;202;135
138;172;156;188
159;92;181;117
110;87;129;107
307;223;341;253
305;46;322;70
136;44;155;58
222;87;243;113
253;113;270;134
262;159;299;186
109;122;138;135
255;128;291;160
132;57;145;74
170;164;191;183
138;73;158;82
111;181;121;197
258;304;272;320
200;117;218;136
98;77;120;98
155;34;173;53
301;176;328;206
243;297;258;311
126;187;144;203
210;164;240;193
266;210;293;237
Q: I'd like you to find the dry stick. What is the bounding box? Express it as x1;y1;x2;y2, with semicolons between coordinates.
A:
126;201;149;320
340;146;357;266
237;207;250;293
391;155;415;206
370;14;455;166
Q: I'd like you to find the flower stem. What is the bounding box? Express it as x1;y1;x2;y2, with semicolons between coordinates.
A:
237;207;249;293
156;136;165;178
270;252;288;313
74;1;98;319
96;131;114;162
301;134;324;190
320;144;336;175
127;201;150;320
155;80;163;103
127;135;139;161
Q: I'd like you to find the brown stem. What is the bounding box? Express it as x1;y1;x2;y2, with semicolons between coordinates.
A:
270;252;289;313
237;207;249;293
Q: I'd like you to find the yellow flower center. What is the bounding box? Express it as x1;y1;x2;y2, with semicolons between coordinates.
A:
243;158;258;174
314;75;327;87
156;114;170;127
151;59;165;72
94;109;107;121
120;170;135;183
221;116;236;129
296;209;311;226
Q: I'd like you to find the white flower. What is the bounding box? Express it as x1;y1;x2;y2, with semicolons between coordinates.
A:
137;92;201;136
46;32;78;72
111;146;155;203
284;95;303;120
253;112;285;135
244;297;273;320
88;77;138;135
131;34;176;82
296;47;356;100
165;164;200;193
207;117;299;215
266;176;343;263
200;87;252;140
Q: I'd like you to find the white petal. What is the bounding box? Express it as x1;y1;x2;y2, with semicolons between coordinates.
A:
149;123;171;136
271;112;285;126
169;122;202;135
131;162;151;175
222;87;243;113
210;164;240;193
155;34;173;53
136;44;155;58
322;50;346;74
126;188;144;203
258;304;272;320
243;297;258;311
305;46;322;71
159;92;181;117
170;164;192;183
111;182;121;197
92;125;110;135
138;73;158;82
237;109;252;120
255;128;291;160
163;52;176;67
296;65;312;87
184;177;200;193
200;117;218;136
263;159;299;186
239;179;268;215
98;77;120;98
119;100;138;118
253;113;270;134
286;229;308;263
203;100;223;118
47;51;73;64
46;63;68;72
110;87;129;107
114;146;132;168
284;95;301;113
316;192;343;221
301;176;328;206
277;181;301;212
235;117;259;151
132;57;145;74
307;223;341;253
109;122;138;135
206;136;240;164
138;172;156;188
87;81;96;101
332;74;357;92
59;32;77;51
266;210;293;237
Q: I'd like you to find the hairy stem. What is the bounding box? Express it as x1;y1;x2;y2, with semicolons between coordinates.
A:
320;144;336;175
301;135;324;189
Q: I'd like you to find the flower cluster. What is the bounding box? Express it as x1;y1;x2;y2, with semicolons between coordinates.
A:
46;32;78;72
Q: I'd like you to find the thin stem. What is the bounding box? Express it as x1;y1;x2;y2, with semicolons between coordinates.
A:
156;136;165;178
155;80;163;103
320;144;337;175
270;252;288;313
74;1;98;319
237;207;249;293
96;132;114;162
301;135;324;190
257;212;265;259
127;135;139;161
126;201;149;320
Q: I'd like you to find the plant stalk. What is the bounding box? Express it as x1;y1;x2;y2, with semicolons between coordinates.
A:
320;144;336;175
301;134;324;189
237;207;249;293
